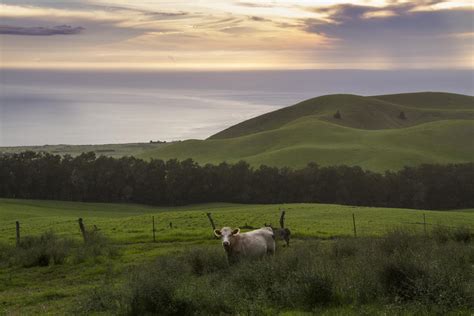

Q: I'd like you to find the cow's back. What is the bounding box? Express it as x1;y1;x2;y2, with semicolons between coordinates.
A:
238;228;275;257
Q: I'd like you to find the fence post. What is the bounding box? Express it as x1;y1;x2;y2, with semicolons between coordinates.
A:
206;213;216;230
423;213;427;235
15;221;20;247
352;213;357;237
152;216;156;242
279;209;286;229
78;218;87;242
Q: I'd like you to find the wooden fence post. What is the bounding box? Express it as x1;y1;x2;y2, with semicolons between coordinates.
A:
78;218;87;242
279;209;286;229
206;213;216;230
352;213;357;237
16;221;20;247
152;216;156;242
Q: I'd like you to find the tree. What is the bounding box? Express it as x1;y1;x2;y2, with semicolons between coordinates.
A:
334;110;342;119
398;111;407;120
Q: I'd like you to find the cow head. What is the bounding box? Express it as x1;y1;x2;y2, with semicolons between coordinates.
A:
214;227;240;250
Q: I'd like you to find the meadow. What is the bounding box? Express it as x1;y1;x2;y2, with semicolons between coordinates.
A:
0;198;473;314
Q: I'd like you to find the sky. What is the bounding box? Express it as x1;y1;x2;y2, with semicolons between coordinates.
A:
0;0;473;70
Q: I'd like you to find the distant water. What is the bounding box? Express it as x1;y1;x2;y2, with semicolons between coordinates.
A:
1;69;472;146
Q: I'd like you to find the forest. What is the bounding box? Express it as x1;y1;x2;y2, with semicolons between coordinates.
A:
1;151;472;210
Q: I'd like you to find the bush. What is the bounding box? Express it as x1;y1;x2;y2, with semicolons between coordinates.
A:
331;238;358;258
0;242;14;267
379;229;419;255
183;247;228;276
74;283;125;315
451;226;472;243
14;231;73;267
79;230;473;315
297;271;333;308
379;258;426;301
73;229;118;263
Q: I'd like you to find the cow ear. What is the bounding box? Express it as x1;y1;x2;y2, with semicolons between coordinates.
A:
232;228;240;235
214;229;222;237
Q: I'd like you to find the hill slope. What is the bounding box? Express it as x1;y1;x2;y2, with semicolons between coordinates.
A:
141;92;474;171
209;92;474;139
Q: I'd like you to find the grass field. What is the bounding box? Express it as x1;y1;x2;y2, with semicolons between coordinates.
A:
1;198;473;244
0;198;473;314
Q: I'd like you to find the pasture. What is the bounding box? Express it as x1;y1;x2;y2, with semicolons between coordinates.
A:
0;198;473;314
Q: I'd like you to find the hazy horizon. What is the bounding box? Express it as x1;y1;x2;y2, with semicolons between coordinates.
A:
1;69;472;147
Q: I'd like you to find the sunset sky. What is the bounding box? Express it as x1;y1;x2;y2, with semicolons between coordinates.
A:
1;0;472;70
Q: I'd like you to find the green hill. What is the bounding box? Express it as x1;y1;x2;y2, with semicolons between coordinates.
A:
209;92;474;139
140;92;474;171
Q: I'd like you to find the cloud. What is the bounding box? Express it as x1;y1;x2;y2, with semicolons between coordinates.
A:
300;3;473;67
234;2;277;8
305;3;473;37
248;16;272;22
0;25;84;36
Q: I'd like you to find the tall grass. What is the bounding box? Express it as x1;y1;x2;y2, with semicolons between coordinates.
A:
0;230;118;268
79;227;473;315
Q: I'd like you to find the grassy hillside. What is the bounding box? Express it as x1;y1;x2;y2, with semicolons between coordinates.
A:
0;198;473;314
139;92;474;171
209;92;474;139
140;119;474;171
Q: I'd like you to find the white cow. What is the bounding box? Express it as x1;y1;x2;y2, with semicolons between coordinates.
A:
214;227;275;263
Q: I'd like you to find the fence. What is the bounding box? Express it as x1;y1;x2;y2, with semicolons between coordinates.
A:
9;210;472;247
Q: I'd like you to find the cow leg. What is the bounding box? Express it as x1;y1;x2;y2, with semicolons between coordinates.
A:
267;242;275;256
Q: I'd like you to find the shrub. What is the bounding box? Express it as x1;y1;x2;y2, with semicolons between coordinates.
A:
125;256;193;315
183;247;228;276
74;284;125;315
431;225;452;243
379;258;426;301
297;270;333;308
379;229;419;255
73;229;118;263
14;231;73;267
331;238;358;258
79;230;473;315
451;226;472;243
0;242;13;266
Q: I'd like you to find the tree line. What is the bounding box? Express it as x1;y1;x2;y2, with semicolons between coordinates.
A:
0;151;472;210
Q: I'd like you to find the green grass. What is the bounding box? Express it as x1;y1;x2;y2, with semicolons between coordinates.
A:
209;92;474;139
1;198;473;244
0;198;473;314
140;119;474;172
0;199;474;314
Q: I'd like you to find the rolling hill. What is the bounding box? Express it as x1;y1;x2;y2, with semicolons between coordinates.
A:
2;92;472;171
140;92;474;171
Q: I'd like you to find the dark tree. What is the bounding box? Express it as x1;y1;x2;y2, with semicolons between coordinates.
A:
334;110;342;119
0;151;472;210
398;111;407;120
